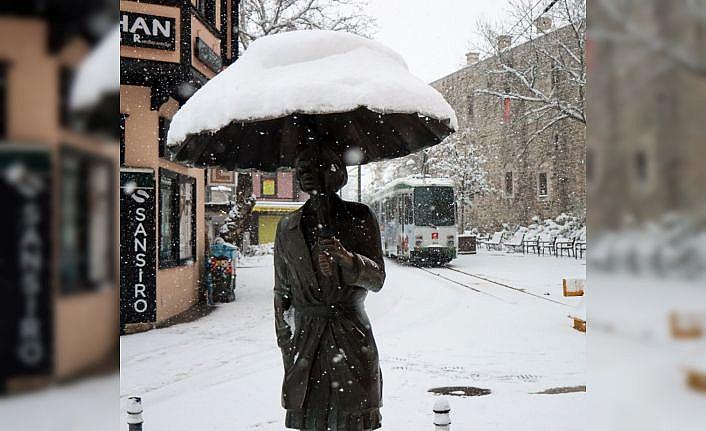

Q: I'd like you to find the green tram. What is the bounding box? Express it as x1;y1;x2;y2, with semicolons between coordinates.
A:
369;176;457;265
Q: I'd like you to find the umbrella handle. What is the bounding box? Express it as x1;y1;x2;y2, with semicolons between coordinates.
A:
314;192;333;238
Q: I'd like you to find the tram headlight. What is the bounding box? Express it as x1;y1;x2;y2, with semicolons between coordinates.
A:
415;235;423;247
447;235;455;247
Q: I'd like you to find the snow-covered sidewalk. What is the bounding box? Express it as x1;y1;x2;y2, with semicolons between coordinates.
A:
121;252;586;430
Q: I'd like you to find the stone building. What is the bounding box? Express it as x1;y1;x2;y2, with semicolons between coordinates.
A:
588;0;706;231
431;22;586;232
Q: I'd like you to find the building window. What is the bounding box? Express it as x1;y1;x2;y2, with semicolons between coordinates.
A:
261;175;276;196
635;150;648;183
158;116;171;159
504;171;514;196
159;169;196;268
196;0;217;27
538;172;548;197
59;147;115;294
0;63;6;138
503;97;511;122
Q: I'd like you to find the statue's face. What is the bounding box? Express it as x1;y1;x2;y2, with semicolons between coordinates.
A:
295;152;346;195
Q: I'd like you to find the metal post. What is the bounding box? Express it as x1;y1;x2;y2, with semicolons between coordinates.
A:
357;164;362;202
127;397;144;431
433;397;451;430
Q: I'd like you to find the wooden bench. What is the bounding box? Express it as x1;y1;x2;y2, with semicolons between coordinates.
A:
562;278;585;297
555;236;575;257
538;233;556;255
503;231;525;253
522;235;539;254
480;231;503;251
574;228;587;259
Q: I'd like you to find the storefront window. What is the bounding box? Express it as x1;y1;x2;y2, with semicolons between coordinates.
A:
159;169;196;268
59;147;115;294
179;180;194;260
159;172;177;265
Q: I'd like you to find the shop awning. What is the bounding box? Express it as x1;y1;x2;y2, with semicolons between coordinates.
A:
252;201;305;213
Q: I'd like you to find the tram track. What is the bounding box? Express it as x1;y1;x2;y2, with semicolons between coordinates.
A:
413;263;572;307
412;264;514;304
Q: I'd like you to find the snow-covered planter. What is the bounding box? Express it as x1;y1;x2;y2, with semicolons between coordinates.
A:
684;347;706;393
562;278;585;297
669;311;706;340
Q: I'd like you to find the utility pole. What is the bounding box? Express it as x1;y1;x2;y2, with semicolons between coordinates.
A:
357;165;362;202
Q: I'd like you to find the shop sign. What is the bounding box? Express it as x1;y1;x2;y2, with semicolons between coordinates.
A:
120;169;157;324
120;11;176;51
0;147;52;387
196;37;223;73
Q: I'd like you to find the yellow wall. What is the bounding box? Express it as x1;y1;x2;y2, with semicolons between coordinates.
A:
258;215;281;244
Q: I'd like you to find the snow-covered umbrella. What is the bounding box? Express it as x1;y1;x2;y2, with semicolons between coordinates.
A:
167;29;457;170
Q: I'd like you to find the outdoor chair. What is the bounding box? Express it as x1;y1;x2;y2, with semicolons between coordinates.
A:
574;228;587;259
522;235;540;254
481;231;504;251
538;233;557;256
503;231;525;253
555;236;575;257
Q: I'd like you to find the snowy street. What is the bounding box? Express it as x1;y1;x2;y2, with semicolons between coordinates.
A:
121;251;586;430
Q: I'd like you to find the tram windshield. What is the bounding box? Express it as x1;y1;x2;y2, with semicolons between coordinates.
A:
413;186;455;226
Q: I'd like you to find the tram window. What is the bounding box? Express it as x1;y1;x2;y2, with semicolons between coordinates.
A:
414;186;455;226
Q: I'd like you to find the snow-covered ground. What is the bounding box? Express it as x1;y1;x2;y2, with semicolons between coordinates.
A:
120;251;586;430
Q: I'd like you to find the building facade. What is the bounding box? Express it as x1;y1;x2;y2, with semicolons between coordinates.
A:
588;0;706;231
431;24;586;232
0;2;118;392
249;170;307;245
120;0;239;331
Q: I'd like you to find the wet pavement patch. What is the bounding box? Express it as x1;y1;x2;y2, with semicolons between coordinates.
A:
532;385;586;394
428;386;492;397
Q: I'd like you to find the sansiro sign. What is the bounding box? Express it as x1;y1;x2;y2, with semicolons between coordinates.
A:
120;169;157;325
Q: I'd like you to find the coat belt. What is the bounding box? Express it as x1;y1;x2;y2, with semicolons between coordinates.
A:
294;303;363;318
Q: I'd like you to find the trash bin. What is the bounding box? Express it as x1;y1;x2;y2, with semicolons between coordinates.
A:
209;239;238;303
457;234;477;254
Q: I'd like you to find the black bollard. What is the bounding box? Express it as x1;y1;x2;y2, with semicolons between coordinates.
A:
126;396;143;431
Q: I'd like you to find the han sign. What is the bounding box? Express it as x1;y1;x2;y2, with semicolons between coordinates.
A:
120;11;176;51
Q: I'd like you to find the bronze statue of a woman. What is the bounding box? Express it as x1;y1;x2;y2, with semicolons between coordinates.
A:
273;147;385;431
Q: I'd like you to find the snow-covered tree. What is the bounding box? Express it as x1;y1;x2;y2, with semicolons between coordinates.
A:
238;0;376;50
220;193;257;247
474;0;586;146
423;128;491;231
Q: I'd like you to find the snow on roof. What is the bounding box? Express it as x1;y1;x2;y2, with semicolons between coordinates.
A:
70;27;119;110
167;30;458;147
371;175;454;200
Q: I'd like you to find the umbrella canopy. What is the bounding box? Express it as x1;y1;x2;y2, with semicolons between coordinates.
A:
167;30;457;170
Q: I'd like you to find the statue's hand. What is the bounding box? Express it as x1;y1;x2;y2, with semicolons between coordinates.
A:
319;237;355;270
318;251;335;277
